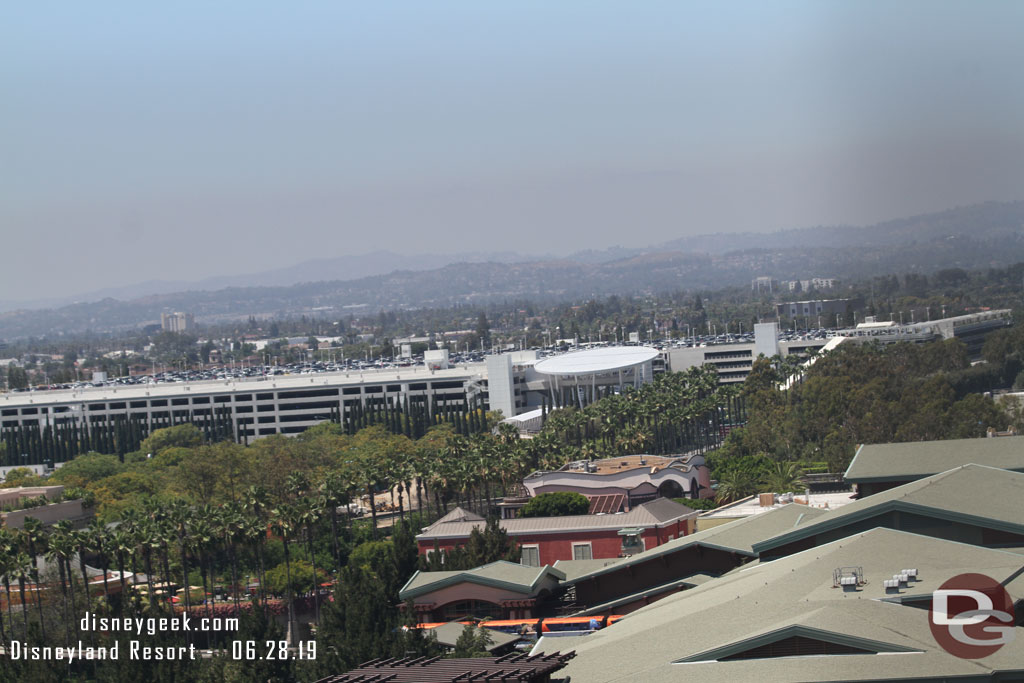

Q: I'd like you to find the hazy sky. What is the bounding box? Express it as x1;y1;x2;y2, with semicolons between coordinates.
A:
4;1;1024;299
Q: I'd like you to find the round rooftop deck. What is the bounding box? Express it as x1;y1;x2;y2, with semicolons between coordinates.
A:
533;346;659;376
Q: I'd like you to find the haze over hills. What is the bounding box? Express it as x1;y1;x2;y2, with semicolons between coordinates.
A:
0;249;541;313
1;201;1022;340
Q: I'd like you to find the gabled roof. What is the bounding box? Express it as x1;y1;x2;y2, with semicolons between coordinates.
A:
319;652;576;683
552;528;1024;682
399;561;566;601
430;506;485;525
844;436;1024;483
673;620;922;663
552;558;621;582
426;621;521;651
754;463;1024;555
571;574;715;616
565;504;827;585
417;499;696;541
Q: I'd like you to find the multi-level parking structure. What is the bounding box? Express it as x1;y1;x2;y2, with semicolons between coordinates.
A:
1;364;486;440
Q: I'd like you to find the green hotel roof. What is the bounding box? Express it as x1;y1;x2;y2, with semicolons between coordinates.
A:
564;503;827;585
551;528;1024;682
844;436;1024;483
399;561;566;601
754;463;1024;554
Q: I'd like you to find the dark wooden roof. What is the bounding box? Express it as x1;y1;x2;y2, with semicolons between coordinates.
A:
315;651;576;682
587;493;625;514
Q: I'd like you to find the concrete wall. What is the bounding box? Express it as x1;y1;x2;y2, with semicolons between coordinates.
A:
0;485;64;507
485;354;515;419
3;499;87;529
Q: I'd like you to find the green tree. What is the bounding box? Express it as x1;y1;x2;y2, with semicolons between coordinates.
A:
5;366;28;389
760;462;804;494
475;312;491;349
518;491;589;518
264;559;327;598
50;453;125;487
451;624;494;658
139;424;203;456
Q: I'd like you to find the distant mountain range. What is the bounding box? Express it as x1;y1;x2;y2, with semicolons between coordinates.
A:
2;201;1022;340
0;249;542;313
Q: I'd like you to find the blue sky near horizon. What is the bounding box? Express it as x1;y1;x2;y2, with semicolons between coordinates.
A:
3;1;1024;298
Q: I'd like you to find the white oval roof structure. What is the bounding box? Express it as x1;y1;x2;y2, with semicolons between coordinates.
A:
534;346;659;376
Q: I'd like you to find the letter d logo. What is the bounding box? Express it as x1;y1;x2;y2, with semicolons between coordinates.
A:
930;573;1016;658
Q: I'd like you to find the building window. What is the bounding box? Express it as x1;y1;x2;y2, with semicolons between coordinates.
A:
441;600;501;621
572;543;593;561
521;545;540;567
620;531;645;556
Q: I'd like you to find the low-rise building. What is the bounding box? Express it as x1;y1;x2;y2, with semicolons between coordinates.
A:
776;298;852;320
844;435;1024;497
754;464;1024;560
546;527;1024;682
522;454;712;505
399;561;566;622
0;485;91;528
562;503;827;616
417;499;697;568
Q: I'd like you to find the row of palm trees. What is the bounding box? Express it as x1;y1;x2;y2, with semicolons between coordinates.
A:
0;482;341;649
0;425;536;649
531;366;742;464
0;368;744;651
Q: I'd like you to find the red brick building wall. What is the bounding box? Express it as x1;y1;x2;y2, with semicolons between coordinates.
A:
418;518;689;566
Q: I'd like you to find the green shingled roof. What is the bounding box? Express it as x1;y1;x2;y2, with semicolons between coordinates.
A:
754;463;1024;554
399;561;566;601
844;436;1024;483
552;528;1024;682
564;504;827;585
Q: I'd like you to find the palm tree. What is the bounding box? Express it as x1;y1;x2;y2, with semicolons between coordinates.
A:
358;449;387;539
243;486;270;608
189;515;215;628
109;527;134;616
13;551;31;637
52;524;83;630
45;523;75;644
319;474;342;565
134;518;160;614
271;503;298;644
241;516;268;609
214;504;245;612
19;517;47;640
88;519;113;609
715;469;759;503
297;497;323;625
168;501;193;636
74;527;96;620
0;528;17;644
442;435;470;510
761;462;804;494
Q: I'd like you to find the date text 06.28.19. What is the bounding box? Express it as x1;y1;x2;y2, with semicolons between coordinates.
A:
231;640;316;660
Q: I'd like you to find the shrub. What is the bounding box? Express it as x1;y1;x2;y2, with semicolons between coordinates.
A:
672;497;719;511
518;492;589;518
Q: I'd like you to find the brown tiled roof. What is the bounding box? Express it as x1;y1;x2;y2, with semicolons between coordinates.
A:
587;493;625;514
315;651;576;682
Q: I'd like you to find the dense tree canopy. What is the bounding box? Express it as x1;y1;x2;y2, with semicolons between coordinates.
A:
518;491;589;518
